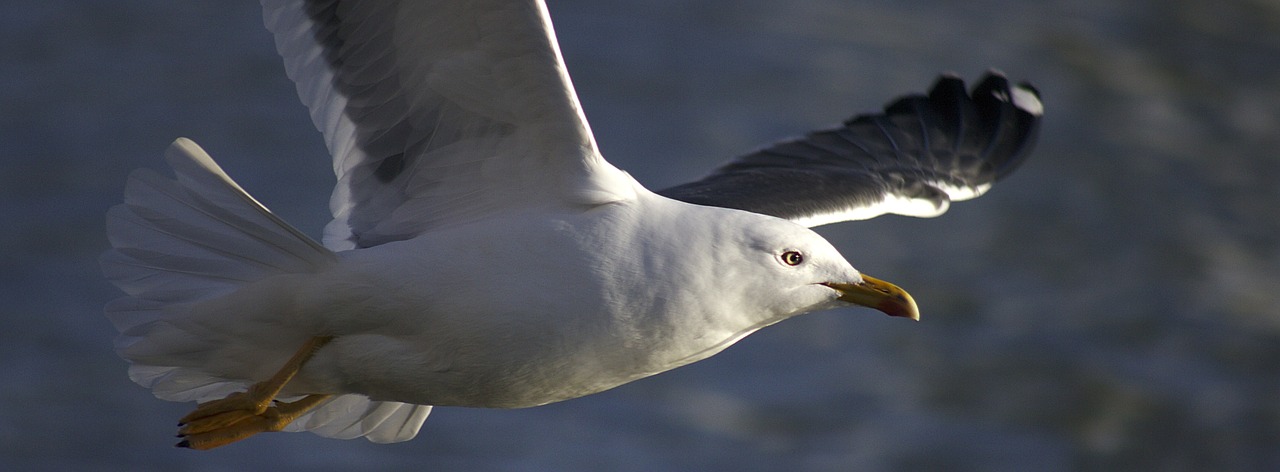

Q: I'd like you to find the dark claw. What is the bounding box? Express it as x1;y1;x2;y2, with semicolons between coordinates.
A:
175;439;191;448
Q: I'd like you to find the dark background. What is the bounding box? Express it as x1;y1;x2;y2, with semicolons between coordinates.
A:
3;1;1278;470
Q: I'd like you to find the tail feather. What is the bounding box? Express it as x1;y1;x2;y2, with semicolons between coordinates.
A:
103;138;334;305
289;395;432;443
102;138;431;444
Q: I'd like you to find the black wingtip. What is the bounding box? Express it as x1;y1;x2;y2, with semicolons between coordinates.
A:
972;71;1043;117
966;72;1042;180
176;439;191;448
656;71;1044;224
888;71;1043;182
927;74;969;104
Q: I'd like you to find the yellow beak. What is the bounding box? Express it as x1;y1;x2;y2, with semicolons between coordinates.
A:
824;274;920;321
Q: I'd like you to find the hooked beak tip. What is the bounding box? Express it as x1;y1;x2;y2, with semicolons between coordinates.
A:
824;275;920;321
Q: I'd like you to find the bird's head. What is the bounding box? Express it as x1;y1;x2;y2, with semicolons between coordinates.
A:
751;217;918;322
671;206;919;324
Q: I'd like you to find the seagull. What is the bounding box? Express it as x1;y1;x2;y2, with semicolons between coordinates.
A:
102;0;1041;450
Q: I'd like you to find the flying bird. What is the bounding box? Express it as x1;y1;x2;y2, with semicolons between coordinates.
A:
102;0;1041;450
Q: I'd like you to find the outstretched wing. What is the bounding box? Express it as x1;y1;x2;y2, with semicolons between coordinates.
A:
262;0;633;249
659;72;1042;227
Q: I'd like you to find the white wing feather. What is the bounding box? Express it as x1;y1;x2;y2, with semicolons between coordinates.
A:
262;0;634;249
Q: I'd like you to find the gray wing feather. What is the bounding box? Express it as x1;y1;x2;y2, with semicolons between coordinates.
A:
659;72;1043;227
263;0;620;249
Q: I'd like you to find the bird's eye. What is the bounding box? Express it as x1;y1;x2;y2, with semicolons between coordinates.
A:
780;251;804;266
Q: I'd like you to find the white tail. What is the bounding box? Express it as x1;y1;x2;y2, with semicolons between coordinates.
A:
102;138;431;443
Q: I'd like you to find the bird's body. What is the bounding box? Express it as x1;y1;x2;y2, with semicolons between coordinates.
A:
202;188;852;409
102;0;1041;449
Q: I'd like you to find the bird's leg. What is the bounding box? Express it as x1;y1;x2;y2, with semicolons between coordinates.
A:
176;394;332;450
176;335;334;450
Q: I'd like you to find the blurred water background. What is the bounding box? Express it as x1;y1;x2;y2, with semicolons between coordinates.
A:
3;0;1279;470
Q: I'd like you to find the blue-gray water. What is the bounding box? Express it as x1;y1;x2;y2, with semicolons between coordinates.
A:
4;1;1278;470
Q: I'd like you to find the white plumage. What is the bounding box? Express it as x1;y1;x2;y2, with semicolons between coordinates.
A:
103;0;1038;449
